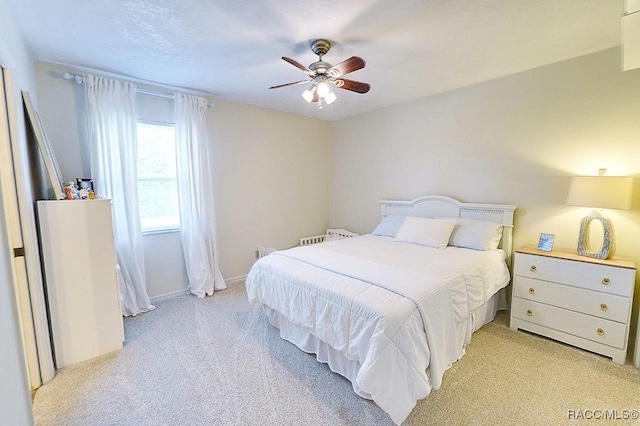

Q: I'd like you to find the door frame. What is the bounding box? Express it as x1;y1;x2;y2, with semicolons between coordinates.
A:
0;52;55;388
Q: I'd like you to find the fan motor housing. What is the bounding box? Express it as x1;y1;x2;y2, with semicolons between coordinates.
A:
311;39;331;57
309;60;332;74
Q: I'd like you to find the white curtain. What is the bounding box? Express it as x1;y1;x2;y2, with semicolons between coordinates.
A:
175;94;226;297
84;74;155;316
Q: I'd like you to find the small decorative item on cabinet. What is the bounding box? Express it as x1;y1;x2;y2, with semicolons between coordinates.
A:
63;181;79;200
76;178;94;200
537;233;554;252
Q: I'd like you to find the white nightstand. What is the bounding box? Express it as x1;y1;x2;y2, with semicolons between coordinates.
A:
510;245;636;364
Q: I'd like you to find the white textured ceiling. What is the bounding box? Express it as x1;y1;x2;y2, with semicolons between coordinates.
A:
8;0;624;121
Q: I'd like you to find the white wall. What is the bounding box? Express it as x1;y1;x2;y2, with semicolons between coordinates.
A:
210;99;329;279
32;62;330;294
142;231;187;298
329;48;640;242
0;0;38;422
328;47;640;354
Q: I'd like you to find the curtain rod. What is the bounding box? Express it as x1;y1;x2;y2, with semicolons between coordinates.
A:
60;70;215;108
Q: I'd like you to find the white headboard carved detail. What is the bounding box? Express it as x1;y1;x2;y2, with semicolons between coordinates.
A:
379;195;517;266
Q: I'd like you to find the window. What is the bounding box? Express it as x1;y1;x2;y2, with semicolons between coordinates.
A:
136;121;180;232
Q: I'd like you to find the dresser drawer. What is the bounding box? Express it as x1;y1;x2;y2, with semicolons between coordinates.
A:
514;253;634;297
512;297;627;349
513;276;631;323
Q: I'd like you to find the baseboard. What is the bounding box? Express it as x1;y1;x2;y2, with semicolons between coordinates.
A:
150;289;188;303
225;274;247;286
149;275;247;302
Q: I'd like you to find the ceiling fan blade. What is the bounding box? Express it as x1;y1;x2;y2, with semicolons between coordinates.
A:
269;80;310;89
327;56;365;77
332;78;371;94
282;57;312;73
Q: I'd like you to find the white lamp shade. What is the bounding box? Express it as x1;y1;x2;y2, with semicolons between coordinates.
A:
566;176;633;210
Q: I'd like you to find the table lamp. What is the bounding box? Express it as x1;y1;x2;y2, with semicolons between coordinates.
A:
566;171;633;259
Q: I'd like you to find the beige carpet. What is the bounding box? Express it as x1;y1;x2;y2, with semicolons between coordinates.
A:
33;282;640;425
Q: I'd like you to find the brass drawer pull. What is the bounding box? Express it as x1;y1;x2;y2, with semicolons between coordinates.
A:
602;277;610;286
600;303;608;312
597;328;605;336
528;288;535;295
530;265;537;272
526;309;533;317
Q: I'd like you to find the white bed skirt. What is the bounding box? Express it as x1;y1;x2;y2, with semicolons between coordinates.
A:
263;287;503;403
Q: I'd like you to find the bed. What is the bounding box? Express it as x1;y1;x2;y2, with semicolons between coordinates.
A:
246;195;517;424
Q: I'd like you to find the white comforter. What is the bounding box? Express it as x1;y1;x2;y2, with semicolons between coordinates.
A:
245;234;510;424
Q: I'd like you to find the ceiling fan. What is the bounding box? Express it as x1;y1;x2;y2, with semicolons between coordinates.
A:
269;39;371;108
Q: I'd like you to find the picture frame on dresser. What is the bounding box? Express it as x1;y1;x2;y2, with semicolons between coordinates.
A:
537;233;554;252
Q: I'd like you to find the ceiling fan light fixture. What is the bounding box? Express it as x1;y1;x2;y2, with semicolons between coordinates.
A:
302;85;316;103
324;91;337;105
317;81;330;97
271;39;370;108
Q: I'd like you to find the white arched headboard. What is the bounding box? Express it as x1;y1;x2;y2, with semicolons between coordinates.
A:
379;195;517;267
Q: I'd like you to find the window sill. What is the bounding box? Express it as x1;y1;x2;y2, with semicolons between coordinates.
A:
142;227;181;236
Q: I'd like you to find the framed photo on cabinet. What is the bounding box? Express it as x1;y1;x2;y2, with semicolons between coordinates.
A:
537;233;555;252
76;178;94;191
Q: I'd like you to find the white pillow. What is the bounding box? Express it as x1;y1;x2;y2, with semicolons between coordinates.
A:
372;214;406;237
449;219;503;251
394;217;456;249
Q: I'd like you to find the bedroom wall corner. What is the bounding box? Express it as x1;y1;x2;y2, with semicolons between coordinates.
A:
210;99;330;279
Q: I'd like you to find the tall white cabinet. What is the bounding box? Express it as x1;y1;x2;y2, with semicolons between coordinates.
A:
37;199;123;368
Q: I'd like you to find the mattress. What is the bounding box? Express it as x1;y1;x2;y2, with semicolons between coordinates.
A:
245;234;510;424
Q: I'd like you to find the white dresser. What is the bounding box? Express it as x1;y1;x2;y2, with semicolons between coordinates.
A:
37;199;124;368
510;245;636;364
